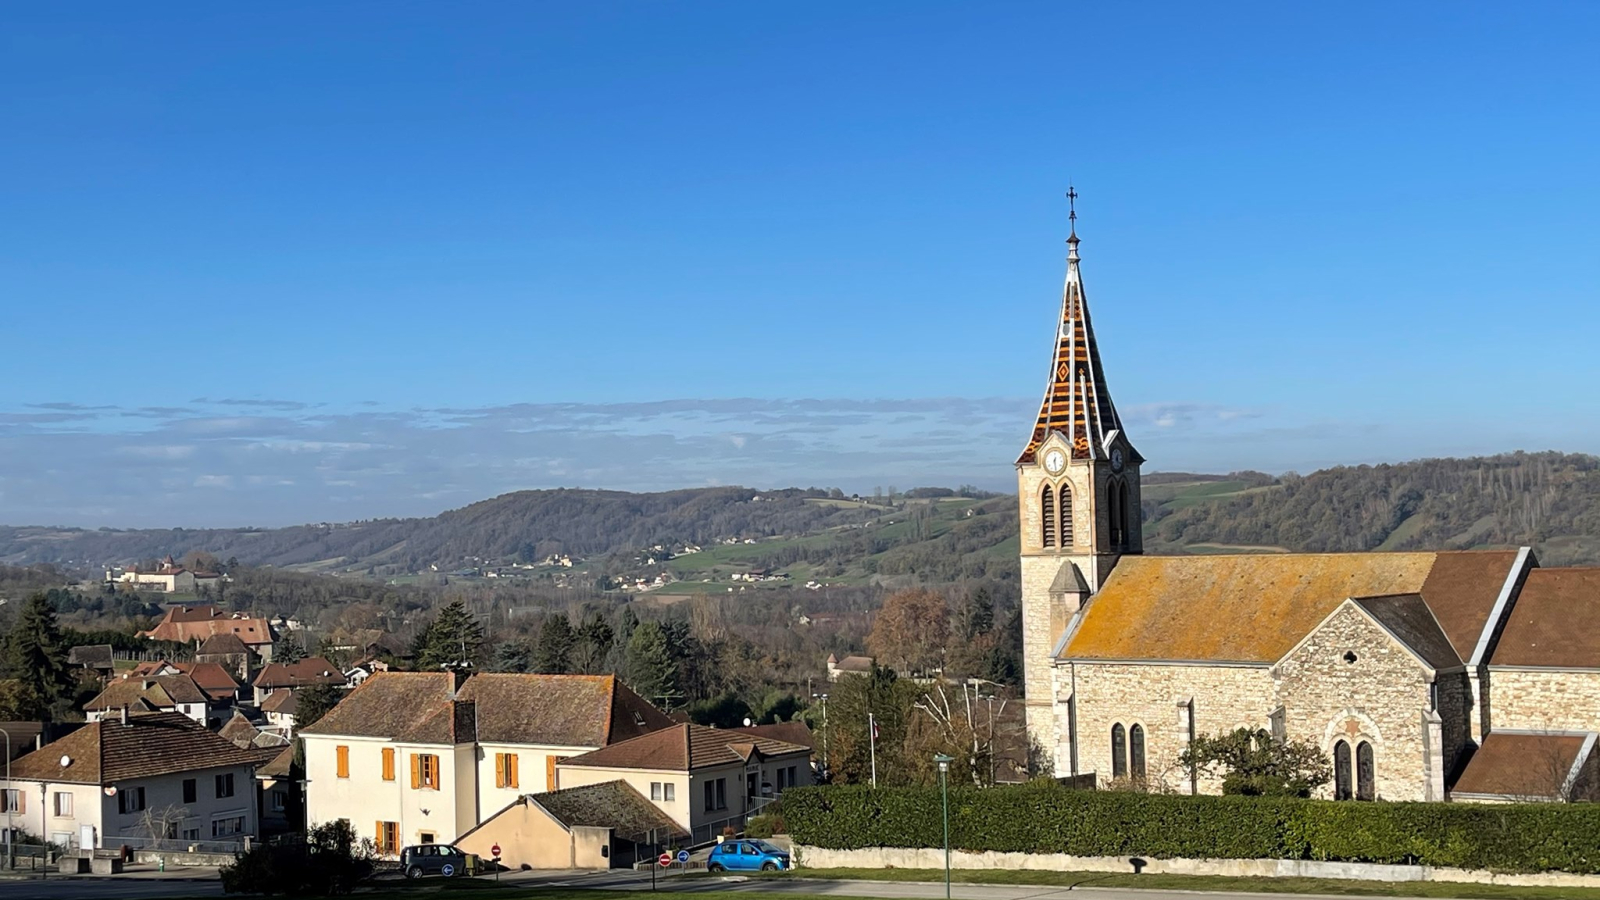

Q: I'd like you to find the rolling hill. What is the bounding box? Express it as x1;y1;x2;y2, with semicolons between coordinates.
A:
3;451;1598;584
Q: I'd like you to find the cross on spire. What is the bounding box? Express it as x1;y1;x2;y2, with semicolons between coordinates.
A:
1066;185;1078;241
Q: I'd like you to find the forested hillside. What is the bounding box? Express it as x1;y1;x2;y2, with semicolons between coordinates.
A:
0;487;898;570
4;451;1599;575
1148;451;1600;565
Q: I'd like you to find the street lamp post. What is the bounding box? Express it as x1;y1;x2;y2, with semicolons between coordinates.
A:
933;753;954;900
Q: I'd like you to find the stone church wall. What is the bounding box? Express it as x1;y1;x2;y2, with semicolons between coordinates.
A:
1486;669;1600;733
1271;604;1447;802
1058;660;1273;793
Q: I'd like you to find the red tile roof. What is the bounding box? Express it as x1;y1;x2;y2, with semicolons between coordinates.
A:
1491;568;1600;668
1452;732;1595;799
456;674;672;746
561;722;810;772
10;712;261;784
252;657;344;689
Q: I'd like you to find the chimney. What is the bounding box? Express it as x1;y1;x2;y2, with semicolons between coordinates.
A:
120;705;129;726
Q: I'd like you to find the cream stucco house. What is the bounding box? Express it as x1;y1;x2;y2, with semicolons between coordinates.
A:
4;712;262;852
557;722;813;844
298;671;671;855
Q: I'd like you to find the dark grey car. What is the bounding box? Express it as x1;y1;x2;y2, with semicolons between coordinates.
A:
400;844;468;878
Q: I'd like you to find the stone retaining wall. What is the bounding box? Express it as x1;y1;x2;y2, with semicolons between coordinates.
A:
795;845;1600;889
132;849;238;867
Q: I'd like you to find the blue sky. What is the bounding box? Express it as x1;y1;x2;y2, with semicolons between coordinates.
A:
2;3;1598;527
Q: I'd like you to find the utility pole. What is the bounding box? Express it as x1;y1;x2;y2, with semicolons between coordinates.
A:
868;712;878;788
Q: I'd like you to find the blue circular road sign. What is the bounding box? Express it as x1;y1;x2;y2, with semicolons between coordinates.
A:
676;849;690;864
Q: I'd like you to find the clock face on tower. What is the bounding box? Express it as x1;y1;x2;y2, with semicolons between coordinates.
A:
1111;447;1125;472
1044;449;1066;475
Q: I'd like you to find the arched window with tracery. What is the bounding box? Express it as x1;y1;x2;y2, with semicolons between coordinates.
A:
1040;485;1056;548
1057;484;1073;548
1356;742;1375;801
1333;740;1353;800
1129;724;1146;778
1111;724;1127;779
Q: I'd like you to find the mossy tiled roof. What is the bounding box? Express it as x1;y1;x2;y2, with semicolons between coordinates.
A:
1062;551;1518;664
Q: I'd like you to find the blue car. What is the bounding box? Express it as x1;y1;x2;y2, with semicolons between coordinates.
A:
707;839;791;872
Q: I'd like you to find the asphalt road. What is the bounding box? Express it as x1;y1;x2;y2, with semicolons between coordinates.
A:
0;866;1485;900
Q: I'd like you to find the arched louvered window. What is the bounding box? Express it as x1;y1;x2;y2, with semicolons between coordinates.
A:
1356;742;1375;801
1129;724;1146;778
1057;484;1073;548
1040;486;1056;548
1334;740;1353;800
1111;724;1127;779
1108;478;1132;550
1118;480;1132;550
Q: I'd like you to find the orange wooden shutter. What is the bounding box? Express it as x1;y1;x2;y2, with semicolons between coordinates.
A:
509;753;519;789
546;755;557;791
410;753;421;789
375;821;384;853
494;753;505;788
336;745;350;778
381;747;395;781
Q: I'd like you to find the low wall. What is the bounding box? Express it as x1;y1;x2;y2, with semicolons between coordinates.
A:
795;846;1600;889
132;849;237;867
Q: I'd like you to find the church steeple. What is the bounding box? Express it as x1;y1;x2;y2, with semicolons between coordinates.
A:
1017;190;1138;466
1014;191;1145;775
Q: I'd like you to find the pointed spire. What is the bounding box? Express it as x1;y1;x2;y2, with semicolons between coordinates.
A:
1066;184;1080;260
1017;189;1138;466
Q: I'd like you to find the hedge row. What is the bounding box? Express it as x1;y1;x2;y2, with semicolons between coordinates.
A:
782;785;1600;874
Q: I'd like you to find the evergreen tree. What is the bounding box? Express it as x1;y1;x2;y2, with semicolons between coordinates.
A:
5;593;73;720
491;639;534;673
960;587;995;640
276;631;308;664
573;611;614;674
623;621;678;708
295;683;344;730
534;615;575;674
415;599;485;670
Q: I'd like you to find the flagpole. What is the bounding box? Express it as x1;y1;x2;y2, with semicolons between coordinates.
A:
869;711;878;788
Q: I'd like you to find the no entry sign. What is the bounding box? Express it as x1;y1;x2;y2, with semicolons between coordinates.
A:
658;852;673;867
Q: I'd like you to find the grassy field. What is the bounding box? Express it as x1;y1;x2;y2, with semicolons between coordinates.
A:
747;867;1600;899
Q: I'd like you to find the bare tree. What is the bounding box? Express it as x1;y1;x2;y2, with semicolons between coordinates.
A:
909;682;1020;786
138;804;190;850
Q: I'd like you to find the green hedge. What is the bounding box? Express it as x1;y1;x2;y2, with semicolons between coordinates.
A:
783;785;1600;874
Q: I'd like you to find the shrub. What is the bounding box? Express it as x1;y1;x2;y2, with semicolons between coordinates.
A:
220;820;375;895
783;784;1600;874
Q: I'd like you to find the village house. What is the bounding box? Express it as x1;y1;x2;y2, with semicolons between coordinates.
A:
195;633;255;681
455;780;685;870
140;604;276;661
555;722;813;844
5;711;262;852
108;556;223;594
298;671;672;855
84;673;221;728
825;653;874;681
251;657;345;704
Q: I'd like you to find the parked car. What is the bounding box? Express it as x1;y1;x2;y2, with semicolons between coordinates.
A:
400;844;469;878
707;839;790;872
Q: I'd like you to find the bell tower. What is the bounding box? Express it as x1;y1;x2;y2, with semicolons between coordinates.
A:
1016;190;1143;769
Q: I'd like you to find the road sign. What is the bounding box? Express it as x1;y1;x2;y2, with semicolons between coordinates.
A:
490;843;502;858
441;863;455;877
676;849;690;864
658;852;673;868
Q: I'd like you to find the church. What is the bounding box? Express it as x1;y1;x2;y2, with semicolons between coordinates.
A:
1016;204;1600;802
